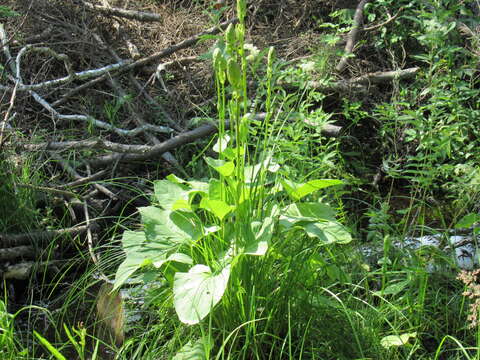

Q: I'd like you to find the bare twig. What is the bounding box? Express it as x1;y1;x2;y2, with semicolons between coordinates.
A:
348;67;420;85
21;138;155;153
88;122;221;166
0;224;95;248
295;67;420;92
11;25;54;45
336;0;371;73
80;0;163;22
0;246;36;261
51;153;118;200
14;183;84;200
83;201;99;265
0;53;131;93
363;7;403;31
51;18;237;107
59;169;109;188
93;32;187;174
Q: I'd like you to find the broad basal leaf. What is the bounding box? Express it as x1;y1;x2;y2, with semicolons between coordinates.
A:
245;217;275;255
281;179;343;200
173;264;230;325
172;336;212;360
280;202;337;229
139;207;203;244
113;231;191;291
200;198;234;221
380;332;417;348
154;180;190;211
204;157;235;177
304;220;352;244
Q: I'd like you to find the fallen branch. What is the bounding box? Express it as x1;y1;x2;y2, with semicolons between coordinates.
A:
349;67;420;85
51;153;118;200
2;260;64;280
88;122;220;166
92;32;186;174
59;169;109;188
0;246;36;261
80;0;163;22
298;67;420;92
14;183;83;200
0;224;95;248
336;0;370;73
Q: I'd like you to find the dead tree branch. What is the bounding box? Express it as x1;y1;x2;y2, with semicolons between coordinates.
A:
0;224;95;248
88;122;221;166
80;0;163;22
336;0;370;73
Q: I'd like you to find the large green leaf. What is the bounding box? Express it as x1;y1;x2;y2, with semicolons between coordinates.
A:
199;198;234;221
244;217;275;255
380;332;417;348
173;337;211;360
304;220;352;244
173;264;230;325
208;179;223;201
280;202;337;229
154;180;190;211
204;157;235;177
281;179;343;200
139;207;203;244
113;231;192;291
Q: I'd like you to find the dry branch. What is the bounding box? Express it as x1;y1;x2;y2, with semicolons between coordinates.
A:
349;67;420;85
336;0;370;73
59;169;109;188
0;246;36;261
21;138;155;153
88;122;220;166
0;224;95;248
49;18;236;107
2;260;64;280
81;0;163;22
302;67;420;92
51;153;118;200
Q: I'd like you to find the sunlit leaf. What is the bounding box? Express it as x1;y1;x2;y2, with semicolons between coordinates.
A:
154;180;190;211
173;336;212;360
304;220;352;244
200;198;234;221
281;179;343;200
380;332;417;348
455;213;480;229
213;134;231;153
140;207;203;244
245;217;274;255
204;157;235;177
174;264;230;324
373;279;410;297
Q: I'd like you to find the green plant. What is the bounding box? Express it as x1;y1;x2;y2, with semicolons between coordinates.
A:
0;6;19;18
34;324;100;360
111;1;351;357
0;299;28;359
